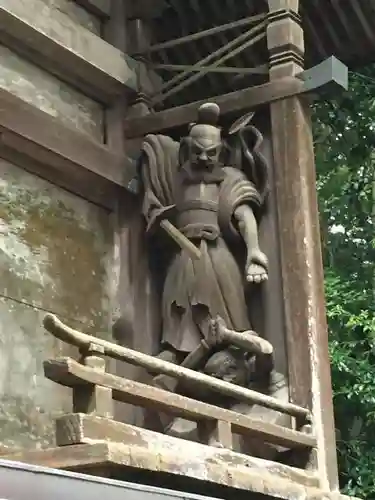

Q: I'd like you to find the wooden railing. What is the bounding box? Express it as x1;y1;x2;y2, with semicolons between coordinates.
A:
43;314;316;455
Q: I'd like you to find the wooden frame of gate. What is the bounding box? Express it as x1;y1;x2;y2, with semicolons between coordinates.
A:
0;0;356;497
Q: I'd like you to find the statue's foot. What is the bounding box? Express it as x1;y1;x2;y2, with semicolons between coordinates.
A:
246;249;268;284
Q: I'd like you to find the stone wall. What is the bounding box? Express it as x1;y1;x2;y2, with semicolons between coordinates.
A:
0;159;113;449
0;0;114;449
0;44;104;141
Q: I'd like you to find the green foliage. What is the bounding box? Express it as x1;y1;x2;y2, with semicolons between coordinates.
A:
313;66;375;498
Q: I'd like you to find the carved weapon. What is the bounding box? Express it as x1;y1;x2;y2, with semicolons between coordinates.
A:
159;219;201;260
228;111;255;135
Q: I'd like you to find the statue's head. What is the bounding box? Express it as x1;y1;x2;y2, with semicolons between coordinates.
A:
180;102;223;168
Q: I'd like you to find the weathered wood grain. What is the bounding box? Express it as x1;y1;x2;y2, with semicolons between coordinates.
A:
1;439;321;492
123;77;304;138
43;341;309;418
44;358;315;450
267;0;339;491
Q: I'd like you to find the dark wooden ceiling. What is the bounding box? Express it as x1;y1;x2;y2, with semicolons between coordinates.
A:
142;0;375;108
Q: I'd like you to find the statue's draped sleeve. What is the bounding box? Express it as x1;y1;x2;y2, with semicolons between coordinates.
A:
219;166;263;239
112;134;179;393
141;134;179;232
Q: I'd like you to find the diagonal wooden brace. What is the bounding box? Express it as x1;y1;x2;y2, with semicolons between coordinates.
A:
124;57;348;139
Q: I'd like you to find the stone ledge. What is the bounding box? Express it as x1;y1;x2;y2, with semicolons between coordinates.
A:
1;440;359;499
0;435;354;500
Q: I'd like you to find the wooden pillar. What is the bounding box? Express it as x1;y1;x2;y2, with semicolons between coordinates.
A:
267;0;339;491
107;0;164;428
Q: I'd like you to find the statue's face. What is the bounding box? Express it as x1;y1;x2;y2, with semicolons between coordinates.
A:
188;124;222;167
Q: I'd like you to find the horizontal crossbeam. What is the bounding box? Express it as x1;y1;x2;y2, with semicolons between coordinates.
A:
124;57;348;138
150;63;268;75
124;77;304;137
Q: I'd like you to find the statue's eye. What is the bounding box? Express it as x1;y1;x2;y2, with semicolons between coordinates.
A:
191;145;202;155
206;147;218;158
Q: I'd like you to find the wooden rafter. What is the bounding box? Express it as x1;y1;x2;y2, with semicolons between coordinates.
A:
133;13;267;55
151;21;267;105
149;63;268;75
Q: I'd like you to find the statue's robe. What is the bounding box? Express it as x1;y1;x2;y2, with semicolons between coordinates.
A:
141;134;264;355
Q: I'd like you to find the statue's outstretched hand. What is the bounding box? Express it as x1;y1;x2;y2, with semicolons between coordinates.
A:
246;249;268;284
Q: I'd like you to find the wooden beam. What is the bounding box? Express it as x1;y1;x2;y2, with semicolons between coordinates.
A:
134;13;267;55
1;441;323;495
150;63;268;75
267;0;339;491
74;0;111;19
124;77;304;138
0;0;139;103
0;88;135;210
56;412;314;451
44;357;316;450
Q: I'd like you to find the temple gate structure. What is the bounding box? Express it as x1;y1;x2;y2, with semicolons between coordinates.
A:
0;1;373;499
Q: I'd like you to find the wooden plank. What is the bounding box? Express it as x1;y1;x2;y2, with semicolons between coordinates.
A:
74;0;111;19
1;440;321;491
123;77;304;138
0;88;134;210
44;358;316;450
54;413;233;449
0;0;139;103
2;443;112;471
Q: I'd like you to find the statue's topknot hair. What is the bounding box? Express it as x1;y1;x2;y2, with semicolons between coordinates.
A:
196;102;220;126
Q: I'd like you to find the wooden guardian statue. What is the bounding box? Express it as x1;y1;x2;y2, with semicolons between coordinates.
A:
139;102;276;439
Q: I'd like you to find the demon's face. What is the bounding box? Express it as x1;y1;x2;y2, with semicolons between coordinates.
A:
188;124;222;168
